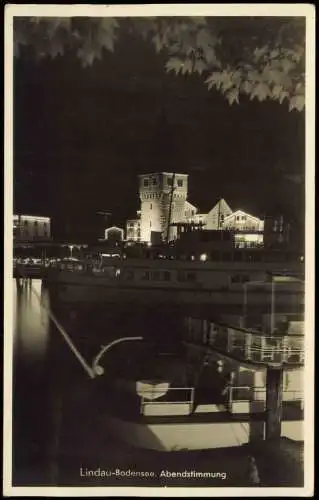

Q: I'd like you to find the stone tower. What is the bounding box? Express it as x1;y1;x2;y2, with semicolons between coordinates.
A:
139;172;188;243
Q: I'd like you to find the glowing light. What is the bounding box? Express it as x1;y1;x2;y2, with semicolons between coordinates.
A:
147;242;152;247
300;256;304;262
14;214;50;222
200;253;208;262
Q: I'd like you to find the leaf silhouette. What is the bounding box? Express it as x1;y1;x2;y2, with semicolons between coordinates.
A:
194;59;207;75
226;88;239;105
165;57;184;74
289;94;305;111
241;80;253;94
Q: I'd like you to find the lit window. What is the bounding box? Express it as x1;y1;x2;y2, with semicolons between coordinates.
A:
177;179;183;187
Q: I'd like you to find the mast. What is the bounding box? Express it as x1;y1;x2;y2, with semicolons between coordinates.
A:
217;198;221;229
166;173;176;242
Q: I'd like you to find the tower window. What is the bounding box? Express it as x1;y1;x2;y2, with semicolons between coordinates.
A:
143;179;149;187
177;179;183;187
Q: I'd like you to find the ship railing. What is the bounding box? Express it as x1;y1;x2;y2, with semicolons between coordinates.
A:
139;386;195;415
225;386;304;413
185;318;304;365
227;385;304;402
227;330;304;364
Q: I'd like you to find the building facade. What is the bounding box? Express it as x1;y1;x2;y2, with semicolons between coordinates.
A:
126;211;141;242
126;173;272;248
223;210;264;248
104;226;124;242
13;215;51;241
139;172;188;243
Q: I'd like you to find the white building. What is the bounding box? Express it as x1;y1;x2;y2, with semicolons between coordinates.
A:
104;226;124;242
138;172;188;243
126;211;141;242
126;173;266;247
223;210;264;248
13;214;51;241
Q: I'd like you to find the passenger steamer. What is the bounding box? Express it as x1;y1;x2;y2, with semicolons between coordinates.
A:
42;250;304;309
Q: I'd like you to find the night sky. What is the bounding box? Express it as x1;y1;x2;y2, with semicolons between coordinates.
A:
13;26;305;239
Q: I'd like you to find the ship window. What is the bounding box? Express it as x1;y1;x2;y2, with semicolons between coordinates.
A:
252;252;262;262
186;272;196;282
231;274;250;284
222;252;232;261
234;251;243;262
210;251;220;261
177;271;185;282
125;270;134;280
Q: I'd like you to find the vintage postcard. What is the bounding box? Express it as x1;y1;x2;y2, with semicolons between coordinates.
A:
4;3;315;497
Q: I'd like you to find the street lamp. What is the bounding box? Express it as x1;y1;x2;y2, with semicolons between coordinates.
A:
69;244;74;259
92;336;144;376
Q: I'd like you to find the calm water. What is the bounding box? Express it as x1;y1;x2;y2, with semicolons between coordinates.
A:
11;279;261;487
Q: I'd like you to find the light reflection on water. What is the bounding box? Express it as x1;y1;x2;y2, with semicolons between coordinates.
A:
12;279;186;486
14;280;50;360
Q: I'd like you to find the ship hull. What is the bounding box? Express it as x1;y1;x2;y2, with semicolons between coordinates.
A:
104;414;303;451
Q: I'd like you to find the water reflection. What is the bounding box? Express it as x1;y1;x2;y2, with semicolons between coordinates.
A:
14;280;50;360
12;279;186;486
